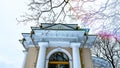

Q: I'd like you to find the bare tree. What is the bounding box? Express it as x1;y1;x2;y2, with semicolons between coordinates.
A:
91;36;120;68
17;0;120;38
17;0;120;67
17;0;71;24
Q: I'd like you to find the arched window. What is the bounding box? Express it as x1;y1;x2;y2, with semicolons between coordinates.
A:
48;52;69;68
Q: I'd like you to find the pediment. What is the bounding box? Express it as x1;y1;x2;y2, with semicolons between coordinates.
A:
41;23;77;30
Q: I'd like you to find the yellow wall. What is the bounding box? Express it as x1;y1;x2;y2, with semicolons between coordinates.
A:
24;47;39;68
80;48;94;68
24;47;93;68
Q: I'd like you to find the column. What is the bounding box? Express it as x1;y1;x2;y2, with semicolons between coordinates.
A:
71;43;81;68
36;42;48;68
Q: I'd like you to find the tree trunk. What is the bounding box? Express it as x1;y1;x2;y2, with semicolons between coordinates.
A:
110;61;116;68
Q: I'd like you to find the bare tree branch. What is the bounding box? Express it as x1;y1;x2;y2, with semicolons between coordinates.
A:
92;36;120;68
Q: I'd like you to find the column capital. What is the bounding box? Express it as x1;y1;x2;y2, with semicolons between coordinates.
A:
70;42;81;48
38;42;48;47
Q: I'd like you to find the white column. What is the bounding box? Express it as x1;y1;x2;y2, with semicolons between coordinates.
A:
71;43;81;68
37;42;48;68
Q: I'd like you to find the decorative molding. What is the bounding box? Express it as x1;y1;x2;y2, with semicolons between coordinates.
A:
70;42;81;48
38;42;48;47
46;47;72;59
46;48;72;68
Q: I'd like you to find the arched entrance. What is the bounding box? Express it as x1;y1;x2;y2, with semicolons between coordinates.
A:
48;52;69;68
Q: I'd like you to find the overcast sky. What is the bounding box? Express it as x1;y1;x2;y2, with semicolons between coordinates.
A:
0;0;119;68
0;0;33;68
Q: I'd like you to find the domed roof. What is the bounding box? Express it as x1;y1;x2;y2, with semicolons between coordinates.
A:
92;56;112;68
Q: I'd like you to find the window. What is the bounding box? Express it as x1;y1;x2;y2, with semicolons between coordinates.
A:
48;52;69;68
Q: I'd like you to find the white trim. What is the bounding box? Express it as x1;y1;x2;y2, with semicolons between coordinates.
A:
48;41;70;47
38;42;49;47
46;47;72;59
46;48;72;68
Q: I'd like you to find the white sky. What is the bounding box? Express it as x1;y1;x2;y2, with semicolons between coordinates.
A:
0;0;33;68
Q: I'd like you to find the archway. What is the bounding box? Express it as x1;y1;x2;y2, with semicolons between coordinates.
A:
48;52;69;68
46;48;72;68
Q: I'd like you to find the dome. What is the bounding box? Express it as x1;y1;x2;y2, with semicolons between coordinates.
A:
92;56;112;68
